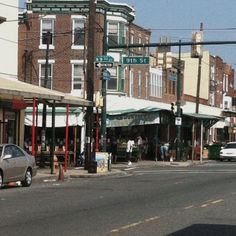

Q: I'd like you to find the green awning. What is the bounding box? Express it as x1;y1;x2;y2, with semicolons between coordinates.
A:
107;110;160;127
184;113;222;128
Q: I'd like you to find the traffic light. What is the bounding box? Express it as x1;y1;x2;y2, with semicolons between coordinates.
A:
171;102;175;113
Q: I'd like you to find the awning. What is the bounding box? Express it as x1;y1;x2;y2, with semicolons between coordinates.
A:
106;95;169;127
184;113;222;128
0;77;92;107
107;111;160;127
211;119;230;129
25;107;83;127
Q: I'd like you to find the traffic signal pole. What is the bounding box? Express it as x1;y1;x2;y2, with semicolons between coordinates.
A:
101;9;107;152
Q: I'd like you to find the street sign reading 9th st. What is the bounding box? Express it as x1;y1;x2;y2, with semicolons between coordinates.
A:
122;56;150;65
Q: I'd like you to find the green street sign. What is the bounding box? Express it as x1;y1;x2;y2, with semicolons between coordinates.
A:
122;56;149;65
95;55;114;63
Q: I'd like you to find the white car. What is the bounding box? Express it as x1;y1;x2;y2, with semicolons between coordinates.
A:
220;142;236;161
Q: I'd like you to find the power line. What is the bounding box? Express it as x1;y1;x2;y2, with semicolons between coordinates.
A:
0;2;25;10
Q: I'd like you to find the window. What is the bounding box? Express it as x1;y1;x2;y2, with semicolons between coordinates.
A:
130;33;134;56
145;72;149;99
12;145;24;158
150;70;162;98
107;67;118;90
39;63;53;89
145;37;149;56
138;35;142;52
40;18;54;47
138;71;142;97
209;92;215;106
72;64;84;97
72;18;85;48
108;22;118;46
130;69;134;97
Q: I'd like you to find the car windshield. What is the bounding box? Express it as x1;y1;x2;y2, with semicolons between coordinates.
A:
224;143;236;149
0;146;2;155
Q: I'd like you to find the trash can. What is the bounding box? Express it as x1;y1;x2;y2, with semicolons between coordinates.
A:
208;143;222;160
88;161;97;173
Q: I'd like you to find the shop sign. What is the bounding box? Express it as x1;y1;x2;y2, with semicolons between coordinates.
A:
12;99;27;110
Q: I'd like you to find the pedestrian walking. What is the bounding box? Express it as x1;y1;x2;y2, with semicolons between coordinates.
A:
137;135;143;161
126;137;135;166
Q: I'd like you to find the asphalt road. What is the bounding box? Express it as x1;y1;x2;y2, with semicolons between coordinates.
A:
0;162;236;236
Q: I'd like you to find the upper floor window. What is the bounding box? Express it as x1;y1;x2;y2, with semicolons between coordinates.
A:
130;69;134;97
130;32;134;55
108;22;118;46
107;21;126;47
145;72;149;99
138;35;142;52
150;71;162;98
145;37;149;56
39;61;54;89
40;16;55;49
107;67;118;90
138;71;142;97
72;17;85;49
71;63;84;97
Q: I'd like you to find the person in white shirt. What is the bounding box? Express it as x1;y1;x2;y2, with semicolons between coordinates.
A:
126;137;135;166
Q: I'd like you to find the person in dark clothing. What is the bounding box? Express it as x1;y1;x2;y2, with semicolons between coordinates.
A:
110;135;118;163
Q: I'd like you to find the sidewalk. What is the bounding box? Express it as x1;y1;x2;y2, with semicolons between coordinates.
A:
34;159;212;183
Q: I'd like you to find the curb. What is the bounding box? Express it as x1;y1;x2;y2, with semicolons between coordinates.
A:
33;169;126;183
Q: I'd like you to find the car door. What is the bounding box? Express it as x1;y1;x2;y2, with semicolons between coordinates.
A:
11;145;28;180
1;145;17;182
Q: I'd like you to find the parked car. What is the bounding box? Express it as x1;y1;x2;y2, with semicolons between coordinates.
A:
0;144;37;188
220;142;236;161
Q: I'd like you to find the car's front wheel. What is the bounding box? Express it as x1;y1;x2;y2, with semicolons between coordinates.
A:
21;169;32;187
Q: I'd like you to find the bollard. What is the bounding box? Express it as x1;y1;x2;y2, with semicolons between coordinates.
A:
58;164;64;181
53;155;59;174
108;153;112;172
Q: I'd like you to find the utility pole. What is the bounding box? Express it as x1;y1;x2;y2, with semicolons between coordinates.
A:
192;22;203;161
101;9;107;152
176;40;182;161
195;22;203;113
84;0;96;169
40;31;50;167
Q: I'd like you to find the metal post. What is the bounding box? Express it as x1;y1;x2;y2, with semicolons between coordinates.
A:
50;100;55;174
176;40;182;161
31;97;36;156
200;120;203;163
101;9;107;152
64;104;69;172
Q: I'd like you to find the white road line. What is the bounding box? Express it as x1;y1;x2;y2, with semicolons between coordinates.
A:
211;199;224;204
184;205;194;209
110;216;160;233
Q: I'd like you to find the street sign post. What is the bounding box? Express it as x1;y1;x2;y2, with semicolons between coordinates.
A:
102;70;111;80
122;56;149;65
95;55;114;68
95;62;113;68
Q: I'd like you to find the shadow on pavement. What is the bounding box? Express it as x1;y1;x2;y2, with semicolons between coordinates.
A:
167;224;236;236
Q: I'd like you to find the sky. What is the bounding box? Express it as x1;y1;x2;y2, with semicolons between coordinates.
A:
19;0;236;68
110;0;236;68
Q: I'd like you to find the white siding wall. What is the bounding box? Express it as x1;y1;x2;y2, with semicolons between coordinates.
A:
0;0;18;80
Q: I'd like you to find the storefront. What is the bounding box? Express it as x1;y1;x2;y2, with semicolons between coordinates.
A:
0;98;27;145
